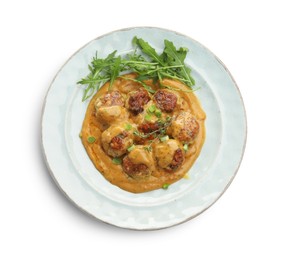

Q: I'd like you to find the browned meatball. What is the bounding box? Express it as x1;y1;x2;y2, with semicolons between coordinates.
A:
138;122;159;134
134;122;160;144
98;90;124;107
110;132;128;151
154;90;177;113
128;89;150;115
95;91;127;128
168;112;199;143
154;139;184;171
122;156;150;178
101;126;133;157
168;149;184;171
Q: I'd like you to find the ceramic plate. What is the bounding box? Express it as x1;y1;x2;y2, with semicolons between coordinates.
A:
41;27;246;230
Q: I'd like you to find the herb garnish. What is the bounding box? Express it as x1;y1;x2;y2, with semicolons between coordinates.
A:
162;183;170;190
124;123;132;130
134;116;173;152
183;143;189;152
77;37;196;101
112;157;122;165
133;116;172;140
87;136;96;143
160;135;169;142
127;144;135;152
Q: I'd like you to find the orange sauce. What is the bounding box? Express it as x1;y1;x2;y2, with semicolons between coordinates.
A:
80;73;206;193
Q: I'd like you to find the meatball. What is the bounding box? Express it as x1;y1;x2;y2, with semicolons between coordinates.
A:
167;112;199;143
154;90;177;113
123;156;150;178
110;134;127;150
122;146;153;178
169;149;184;170
95;91;127;126
127;88;150;115
138;122;159;134
133;122;160;144
101;125;133;157
95;90;124;108
154;139;184;171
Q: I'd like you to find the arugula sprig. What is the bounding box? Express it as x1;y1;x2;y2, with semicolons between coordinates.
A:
78;37;196;101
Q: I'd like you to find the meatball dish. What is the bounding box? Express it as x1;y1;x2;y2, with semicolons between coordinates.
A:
80;73;206;193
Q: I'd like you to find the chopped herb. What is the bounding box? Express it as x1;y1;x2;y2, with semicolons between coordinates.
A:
148;104;156;113
125;123;132;130
155;109;162;118
134;117;172;140
133;130;143;137
183;143;189;152
166;116;172;121
146;109;153;115
162;183;170;190
145;114;152;121
87;136;96;143
144;146;152;152
160;135;169;142
112;157;122;165
127;144;135;152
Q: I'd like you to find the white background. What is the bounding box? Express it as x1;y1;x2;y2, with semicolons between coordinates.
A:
1;0;288;259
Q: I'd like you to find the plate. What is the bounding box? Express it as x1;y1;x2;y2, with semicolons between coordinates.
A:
41;27;247;230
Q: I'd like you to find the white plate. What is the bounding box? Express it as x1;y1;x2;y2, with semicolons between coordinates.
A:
41;27;247;230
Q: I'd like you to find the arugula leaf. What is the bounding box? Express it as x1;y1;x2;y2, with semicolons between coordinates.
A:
134;37;166;66
109;56;121;90
164;40;195;86
119;76;155;94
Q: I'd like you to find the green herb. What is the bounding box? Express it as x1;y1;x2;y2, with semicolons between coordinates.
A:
87;136;96;143
162;183;170;190
144;146;153;152
127;144;135;152
109;56;121;90
134;37;166;66
183;143;189;152
78;37;196;101
155;109;162;118
78;51;116;101
133;116;172;140
144;114;152;121
160;135;169;142
112;157;122;165
148;104;156;113
133;130;143;138
163;40;195;86
125;123;132;130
